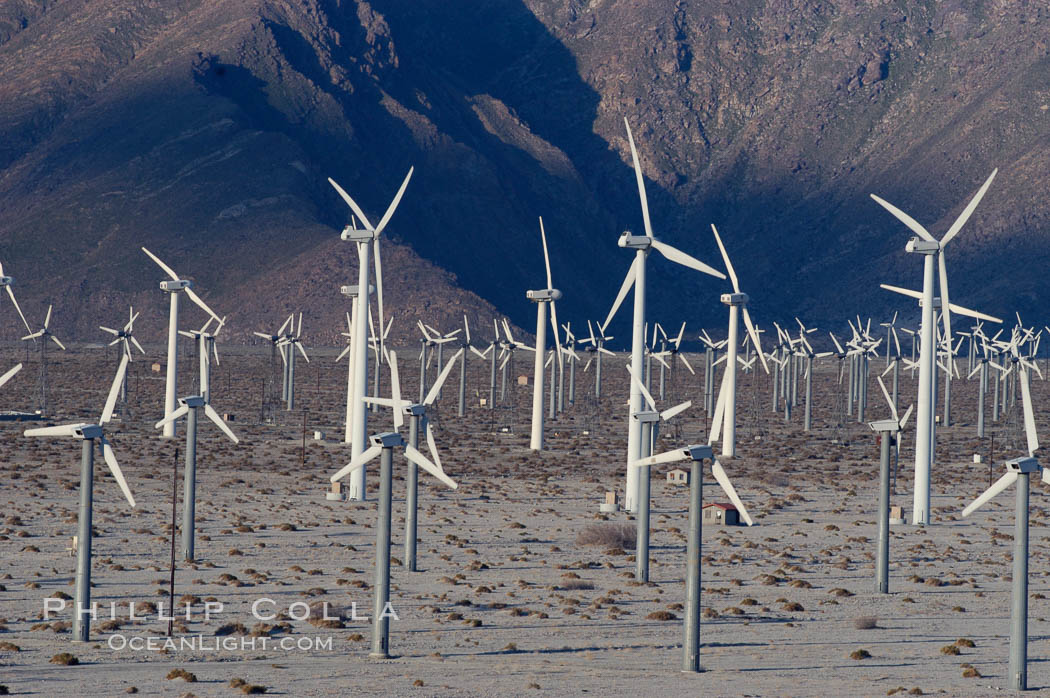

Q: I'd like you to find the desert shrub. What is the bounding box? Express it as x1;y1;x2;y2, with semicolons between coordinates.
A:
854;616;878;630
49;652;78;665
849;649;871;660
575;523;635;549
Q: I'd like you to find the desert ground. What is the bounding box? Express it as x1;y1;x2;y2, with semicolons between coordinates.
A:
0;342;1047;696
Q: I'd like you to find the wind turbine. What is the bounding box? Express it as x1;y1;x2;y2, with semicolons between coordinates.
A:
602;118;725;511
330;350;457;659
960;361;1042;691
154;350;239;561
278;313;309;411
24;355;135;642
364;348;461;571
579;320;614;399
869;376;913;592
328;166;413;501
100;307;145;418
624;362;691;581
528;217;563;451
142;247;221;439
630;443;753;673
871;169;997;525
22;304;66;416
253;315;293;422
710;224;769;456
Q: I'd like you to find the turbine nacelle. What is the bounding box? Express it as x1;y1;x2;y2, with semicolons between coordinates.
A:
178;396;206;409
720;292;749;306
370;431;405;449
631;410;660;424
160;279;191;292
868;418;900;434
618;232;652;250
0;275;12;285
340;283;374;297
526;288;562;302
340;226;377;242
904;238;940;254
1006;456;1041;475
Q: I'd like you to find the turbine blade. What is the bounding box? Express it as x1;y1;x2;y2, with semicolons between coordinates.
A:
678;353;695;375
962;470;1018;517
6;285;32;334
373;167;414;235
0;363;22;389
650;239;725;279
630;448;691;468
327;177;374;230
51;335;66;351
100;438;135;507
405;444;457;490
624;118;653;238
708;367;731;444
24;423;80;437
742;307;769;374
625;362;657;412
330;444;382;482
880;283;923;300
100;354;130;424
941;169;997;247
539;217;553;289
710;224;740;292
424;415;443;472
184;287;221;324
154;403;190;429
938;253;952;352
1019;366;1039;456
870;195;936;242
389;351;403;431
712;460;754;525
204;404;239;443
141;247;180;281
425;348;463;405
602;257;639;332
660;400;692;422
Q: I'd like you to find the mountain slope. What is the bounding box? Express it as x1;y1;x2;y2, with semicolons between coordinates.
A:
1;1;1049;346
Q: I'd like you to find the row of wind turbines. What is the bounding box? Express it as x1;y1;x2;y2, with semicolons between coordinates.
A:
4;116;1047;683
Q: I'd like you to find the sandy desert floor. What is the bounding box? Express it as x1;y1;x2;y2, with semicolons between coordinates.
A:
1;343;1048;696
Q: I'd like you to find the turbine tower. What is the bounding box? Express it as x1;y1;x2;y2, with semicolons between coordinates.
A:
142;247;221;439
710;224;769;457
870;170;996;525
528;217;562;451
602;118;725;511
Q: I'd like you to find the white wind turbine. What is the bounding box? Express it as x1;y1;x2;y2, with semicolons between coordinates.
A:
624;362;691;581
22;304;66;417
142;247;222;438
328;167;413;501
709;224;769;456
363;348;462;571
100;306;145;416
181;315;226;405
871;169;997;525
330;350;456;659
154;342;239;561
24;354;134;642
602;119;726;511
277;312;309;411
630;441;753;673
528;217;563;451
960;361;1042;691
